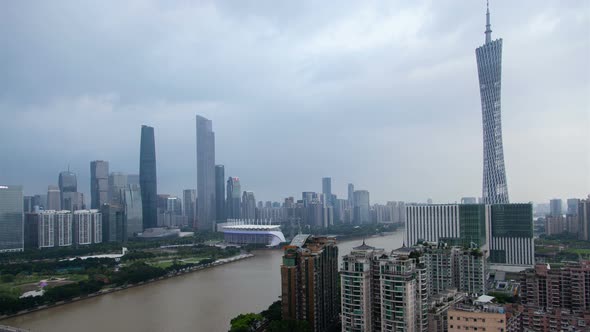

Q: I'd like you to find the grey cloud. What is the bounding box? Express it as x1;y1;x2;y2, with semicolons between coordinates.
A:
0;0;588;204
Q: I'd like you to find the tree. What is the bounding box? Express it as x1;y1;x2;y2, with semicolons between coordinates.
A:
229;313;262;332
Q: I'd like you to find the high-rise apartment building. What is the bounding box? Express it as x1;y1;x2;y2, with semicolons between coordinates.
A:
0;185;24;252
423;245;487;296
196;115;216;231
215;165;225;222
47;185;61;210
90;160;109;209
139;125;157;230
281;235;339;332
226;177;241;219
73;210;102;245
341;243;428;332
38;210;73;248
353;190;370;224
476;3;509;204
519;262;590;331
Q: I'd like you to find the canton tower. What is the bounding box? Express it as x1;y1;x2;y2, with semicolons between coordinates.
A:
476;1;509;204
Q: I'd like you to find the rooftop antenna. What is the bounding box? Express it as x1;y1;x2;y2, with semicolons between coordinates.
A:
485;0;493;44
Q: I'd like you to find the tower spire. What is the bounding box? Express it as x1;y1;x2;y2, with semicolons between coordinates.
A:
485;0;492;44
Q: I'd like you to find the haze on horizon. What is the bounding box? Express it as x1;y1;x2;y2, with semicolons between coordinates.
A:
0;0;588;204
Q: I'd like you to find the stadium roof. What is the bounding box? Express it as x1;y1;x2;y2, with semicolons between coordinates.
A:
222;224;281;231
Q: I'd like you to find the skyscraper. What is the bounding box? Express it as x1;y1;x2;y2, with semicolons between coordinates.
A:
476;3;509;204
196;115;216;230
566;198;579;215
353;190;370;224
47;185;61;210
549;198;563;217
58;170;77;209
226;177;241;219
140;125;157;230
322;177;332;206
241;191;256;220
0;185;24;252
347;183;354;208
123;186;143;237
215;165;225;222
108;172;127;204
183;189;197;227
90;160;109;209
281;235;339;332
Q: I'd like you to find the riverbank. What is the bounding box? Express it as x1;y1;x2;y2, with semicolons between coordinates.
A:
0;253;253;321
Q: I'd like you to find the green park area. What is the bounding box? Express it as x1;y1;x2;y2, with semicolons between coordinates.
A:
0;235;240;316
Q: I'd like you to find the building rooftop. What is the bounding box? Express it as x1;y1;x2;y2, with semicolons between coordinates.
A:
290;234;312;247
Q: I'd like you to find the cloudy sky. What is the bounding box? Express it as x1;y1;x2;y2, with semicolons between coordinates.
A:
1;0;588;204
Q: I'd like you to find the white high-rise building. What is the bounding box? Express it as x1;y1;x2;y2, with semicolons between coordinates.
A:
73;210;102;245
38;210;72;248
341;242;429;332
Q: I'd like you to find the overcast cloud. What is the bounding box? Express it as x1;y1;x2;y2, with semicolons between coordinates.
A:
0;0;588;204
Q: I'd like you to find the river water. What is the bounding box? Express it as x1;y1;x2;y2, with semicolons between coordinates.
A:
4;230;405;332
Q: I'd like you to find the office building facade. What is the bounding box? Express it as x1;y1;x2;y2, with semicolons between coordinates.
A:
488;203;534;266
122;187;143;237
196;115;216;231
108;172;127;204
0;185;24;252
90;160;109;209
183;189;197;228
226;177;241;219
47;185;61;211
353;190;370;224
322;177;332;206
215;165;225;222
241;191;256;220
476;3;509;204
139;125;157;229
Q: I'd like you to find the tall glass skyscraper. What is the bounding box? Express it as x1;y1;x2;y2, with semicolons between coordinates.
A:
140;125;157;229
196;115;216;231
322;177;332;207
90;160;109;209
476;3;509;204
215;165;225;222
226;177;241;219
0;185;24;252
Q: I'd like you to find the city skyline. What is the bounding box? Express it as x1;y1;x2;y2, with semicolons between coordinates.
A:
0;1;588;204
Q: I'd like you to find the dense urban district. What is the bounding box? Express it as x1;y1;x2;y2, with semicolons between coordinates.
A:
0;3;589;332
